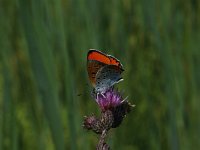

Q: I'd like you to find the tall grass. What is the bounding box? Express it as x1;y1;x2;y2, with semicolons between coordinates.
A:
0;0;200;149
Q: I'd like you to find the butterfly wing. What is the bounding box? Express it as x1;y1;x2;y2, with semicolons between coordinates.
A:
95;65;124;93
87;49;111;64
87;49;124;90
88;49;123;68
109;55;123;69
87;60;106;87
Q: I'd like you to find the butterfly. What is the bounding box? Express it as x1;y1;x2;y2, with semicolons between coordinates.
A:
87;49;124;96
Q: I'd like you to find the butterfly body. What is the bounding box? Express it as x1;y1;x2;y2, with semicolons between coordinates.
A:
87;49;124;95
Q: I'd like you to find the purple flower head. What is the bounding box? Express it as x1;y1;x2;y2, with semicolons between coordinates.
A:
96;88;124;112
84;87;134;133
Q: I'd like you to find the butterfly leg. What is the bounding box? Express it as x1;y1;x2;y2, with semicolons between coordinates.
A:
101;92;106;98
96;92;99;100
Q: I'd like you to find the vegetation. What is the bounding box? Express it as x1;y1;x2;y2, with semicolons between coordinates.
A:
0;0;199;149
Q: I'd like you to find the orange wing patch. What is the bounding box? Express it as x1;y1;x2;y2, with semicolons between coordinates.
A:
109;56;123;69
87;49;110;65
87;49;123;68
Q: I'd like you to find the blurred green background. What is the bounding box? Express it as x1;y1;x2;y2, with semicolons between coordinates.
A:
0;0;200;150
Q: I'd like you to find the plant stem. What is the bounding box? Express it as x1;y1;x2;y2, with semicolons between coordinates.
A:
96;130;110;150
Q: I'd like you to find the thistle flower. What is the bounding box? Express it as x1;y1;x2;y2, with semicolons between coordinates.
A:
83;87;134;132
83;87;134;150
